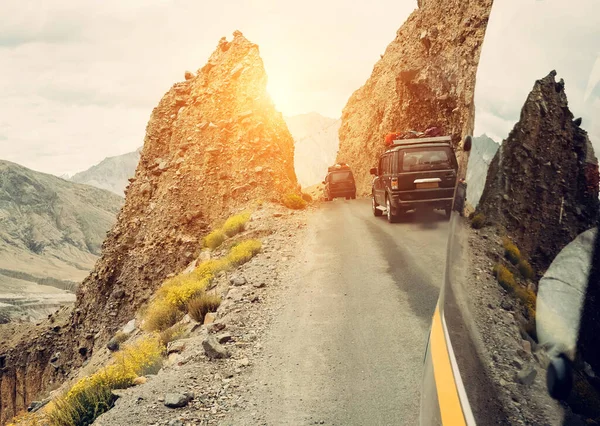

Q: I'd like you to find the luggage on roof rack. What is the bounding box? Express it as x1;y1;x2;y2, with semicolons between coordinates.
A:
387;135;452;147
384;127;446;146
327;163;351;172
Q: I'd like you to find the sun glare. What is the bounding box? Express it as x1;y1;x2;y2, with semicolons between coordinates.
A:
267;78;296;116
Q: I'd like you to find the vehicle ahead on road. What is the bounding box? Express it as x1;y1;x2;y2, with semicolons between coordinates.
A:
371;135;458;222
322;163;357;201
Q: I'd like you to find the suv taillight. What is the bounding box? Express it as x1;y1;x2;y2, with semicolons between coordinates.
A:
391;177;399;190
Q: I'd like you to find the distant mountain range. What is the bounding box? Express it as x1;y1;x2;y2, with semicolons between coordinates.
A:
285;113;341;187
70;148;141;196
466;134;499;207
0;160;123;322
68;114;341;193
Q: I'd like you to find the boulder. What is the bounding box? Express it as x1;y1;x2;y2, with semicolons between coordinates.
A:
202;336;230;359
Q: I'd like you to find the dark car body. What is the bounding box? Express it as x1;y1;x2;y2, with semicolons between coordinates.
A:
371;136;458;221
323;165;356;201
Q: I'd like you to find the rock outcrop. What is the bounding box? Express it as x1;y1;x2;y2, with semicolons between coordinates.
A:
478;71;599;273
70;148;141;196
0;31;297;423
337;0;494;194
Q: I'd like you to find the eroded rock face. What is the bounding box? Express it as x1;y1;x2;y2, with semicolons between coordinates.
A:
337;0;493;194
0;31;297;423
479;71;599;273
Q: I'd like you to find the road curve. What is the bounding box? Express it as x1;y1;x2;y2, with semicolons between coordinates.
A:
227;199;450;425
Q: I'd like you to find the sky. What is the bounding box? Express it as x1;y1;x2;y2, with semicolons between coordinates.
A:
0;0;598;176
474;0;600;150
0;0;416;176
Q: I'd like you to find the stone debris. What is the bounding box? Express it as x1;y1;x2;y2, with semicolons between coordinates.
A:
202;336;230;359
164;392;193;408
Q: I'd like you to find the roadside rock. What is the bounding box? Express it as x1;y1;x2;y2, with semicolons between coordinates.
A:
164;393;193;408
337;0;493;194
479;72;599;273
202;336;230;359
230;275;247;286
516;366;537;386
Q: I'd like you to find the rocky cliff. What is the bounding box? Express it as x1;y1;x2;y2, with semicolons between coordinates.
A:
465;134;499;208
70;148;141;196
0;31;297;423
286;113;340;187
337;0;493;194
478;71;599;273
0;160;122;322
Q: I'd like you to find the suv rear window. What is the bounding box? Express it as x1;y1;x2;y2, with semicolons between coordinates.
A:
330;171;353;183
400;147;453;172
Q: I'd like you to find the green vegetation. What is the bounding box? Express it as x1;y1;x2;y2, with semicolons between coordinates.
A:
502;236;521;265
222;212;251;237
204;229;226;250
518;259;535;280
49;335;163;426
282;193;307;210
142;298;184;333
493;264;517;292
471;213;486;229
187;292;222;323
228;239;262;266
143;239;261;332
159;324;187;347
156;275;211;310
493;263;536;320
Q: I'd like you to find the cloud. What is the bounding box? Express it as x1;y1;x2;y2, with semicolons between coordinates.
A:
474;0;600;151
0;0;417;175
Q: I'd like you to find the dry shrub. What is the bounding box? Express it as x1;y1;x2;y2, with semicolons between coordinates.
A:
49;335;163;426
228;239;262;266
518;259;535;280
471;213;486;229
494;263;537;320
204;229;226;250
194;258;230;280
493;264;517;293
159;323;187;346
282;193;307;210
187;292;221;323
502;237;521;265
142;299;183;332
157;275;210;310
222;212;251;237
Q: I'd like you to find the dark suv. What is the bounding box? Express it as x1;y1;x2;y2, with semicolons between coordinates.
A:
370;136;458;222
323;163;357;201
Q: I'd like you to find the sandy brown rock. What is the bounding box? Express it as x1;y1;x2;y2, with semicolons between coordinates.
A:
0;31;297;423
337;0;493;194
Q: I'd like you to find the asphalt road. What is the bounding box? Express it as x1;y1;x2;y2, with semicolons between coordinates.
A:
230;199;450;425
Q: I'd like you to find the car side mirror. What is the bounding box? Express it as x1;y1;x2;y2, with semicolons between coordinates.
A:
370;167;378;175
463;135;473;152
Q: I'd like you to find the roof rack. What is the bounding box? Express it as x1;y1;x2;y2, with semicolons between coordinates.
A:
327;163;351;172
389;135;452;146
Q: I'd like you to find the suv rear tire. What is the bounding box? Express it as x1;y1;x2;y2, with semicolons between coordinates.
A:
386;196;398;223
372;196;382;216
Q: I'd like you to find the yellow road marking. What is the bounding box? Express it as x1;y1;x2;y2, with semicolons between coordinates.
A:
431;307;466;426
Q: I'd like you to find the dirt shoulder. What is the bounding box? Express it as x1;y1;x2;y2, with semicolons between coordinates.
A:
462;221;572;425
91;203;310;426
